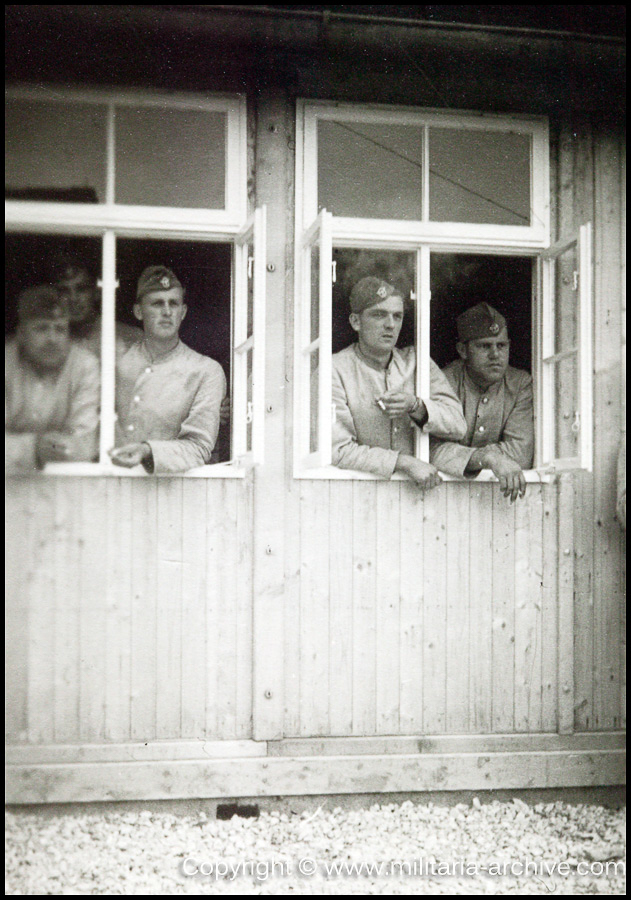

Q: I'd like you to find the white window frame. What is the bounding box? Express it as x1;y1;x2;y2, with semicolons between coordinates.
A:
5;84;267;479
294;100;592;482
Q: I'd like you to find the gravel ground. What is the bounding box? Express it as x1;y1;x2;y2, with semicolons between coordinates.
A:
6;799;625;895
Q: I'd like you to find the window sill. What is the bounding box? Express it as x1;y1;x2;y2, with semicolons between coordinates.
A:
6;462;247;479
294;466;556;483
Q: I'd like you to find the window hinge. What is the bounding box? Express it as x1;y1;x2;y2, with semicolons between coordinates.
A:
331;402;337;425
246;401;253;424
571;411;580;434
247;256;254;279
331;260;337;284
572;270;579;290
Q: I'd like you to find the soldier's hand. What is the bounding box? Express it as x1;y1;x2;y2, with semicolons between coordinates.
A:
219;396;231;426
377;389;422;419
109;442;151;468
488;453;526;502
36;432;73;464
395;454;442;491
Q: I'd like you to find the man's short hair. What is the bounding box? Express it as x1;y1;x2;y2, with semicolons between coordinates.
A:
48;252;95;285
456;302;507;342
349;276;401;314
18;285;69;322
136;266;184;301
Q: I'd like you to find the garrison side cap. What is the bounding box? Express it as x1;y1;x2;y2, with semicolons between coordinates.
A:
136;266;183;300
349;276;402;314
18;285;69;322
456;302;508;342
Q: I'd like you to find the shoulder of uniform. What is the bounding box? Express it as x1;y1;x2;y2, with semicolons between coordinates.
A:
69;343;100;369
506;365;533;387
181;342;225;374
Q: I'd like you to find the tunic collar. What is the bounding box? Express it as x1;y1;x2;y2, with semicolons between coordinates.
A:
353;342;398;373
140;339;182;365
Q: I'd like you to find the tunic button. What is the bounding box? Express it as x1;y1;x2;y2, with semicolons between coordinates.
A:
482;396;489;404
134;396;140;403
145;367;152;374
479;425;485;433
128;425;135;432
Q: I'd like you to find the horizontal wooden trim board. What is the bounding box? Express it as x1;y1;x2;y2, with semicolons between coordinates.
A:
6;742;625;804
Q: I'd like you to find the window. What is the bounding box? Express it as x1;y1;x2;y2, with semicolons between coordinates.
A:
295;100;592;478
5;85;266;476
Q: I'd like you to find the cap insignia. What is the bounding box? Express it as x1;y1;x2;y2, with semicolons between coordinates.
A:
160;275;171;288
489;322;500;334
377;285;388;299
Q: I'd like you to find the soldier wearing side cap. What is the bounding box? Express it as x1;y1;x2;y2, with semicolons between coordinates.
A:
5;285;100;472
50;253;143;359
330;276;467;491
109;266;226;474
430;302;534;502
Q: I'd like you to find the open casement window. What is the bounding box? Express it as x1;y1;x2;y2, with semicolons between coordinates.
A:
232;207;267;466
296;210;334;468
535;223;593;472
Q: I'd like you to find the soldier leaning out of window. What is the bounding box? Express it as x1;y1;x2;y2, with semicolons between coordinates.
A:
5;285;100;472
109;266;226;475
331;276;467;492
430;303;534;503
50;253;143;359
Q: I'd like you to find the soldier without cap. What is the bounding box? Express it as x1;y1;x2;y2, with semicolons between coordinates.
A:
5;285;100;472
109;266;226;474
331;276;467;491
430;302;535;502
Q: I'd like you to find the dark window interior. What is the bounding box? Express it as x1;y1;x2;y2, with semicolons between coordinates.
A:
332;248;532;373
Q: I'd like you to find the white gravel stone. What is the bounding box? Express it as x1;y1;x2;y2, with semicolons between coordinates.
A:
5;799;626;895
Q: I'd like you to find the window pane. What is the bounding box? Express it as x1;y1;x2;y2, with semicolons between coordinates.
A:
5;98;106;202
246;242;255;340
553;355;579;459
429;128;531;225
115;106;226;208
310;245;320;345
551;243;579;355
318;120;424;219
246;347;253;454
309;348;319;454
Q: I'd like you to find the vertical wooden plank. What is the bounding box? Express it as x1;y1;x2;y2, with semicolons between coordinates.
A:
468;483;493;733
491;487;516;732
328;480;354;736
53;479;81;743
399;484;425;734
5;482;33;743
214;479;239;739
572;119;595;730
445;482;470;733
593;131;623;730
251;93;288;739
514;485;544;732
283;478;302;737
27;480;56;743
375;481;401;734
558;474;575;734
352;481;377;735
619;132;626;730
155;478;182;740
79;479;108;742
235;478;254;739
130;480;158;741
540;481;559;731
422;483;448;733
299;481;330;736
180;479;208;740
204;480;220;739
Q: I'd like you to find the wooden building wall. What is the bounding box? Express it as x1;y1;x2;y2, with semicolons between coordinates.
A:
4;105;625;795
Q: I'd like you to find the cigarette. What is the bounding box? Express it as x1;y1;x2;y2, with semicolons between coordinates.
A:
376;399;387;411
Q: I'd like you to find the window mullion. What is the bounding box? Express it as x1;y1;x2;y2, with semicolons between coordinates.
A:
416;246;431;462
106;103;115;206
99;230;117;465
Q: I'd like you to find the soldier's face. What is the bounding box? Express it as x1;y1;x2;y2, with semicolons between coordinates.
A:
459;327;510;388
56;270;98;323
19;317;71;371
134;288;187;341
350;295;405;355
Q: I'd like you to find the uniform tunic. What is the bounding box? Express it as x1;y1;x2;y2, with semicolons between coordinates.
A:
5;338;100;472
115;340;226;474
430;358;534;477
332;344;467;478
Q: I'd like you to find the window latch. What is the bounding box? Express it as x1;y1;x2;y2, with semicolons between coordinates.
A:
246;401;253;425
331;402;337;425
571;411;580;434
572;270;579;291
331;260;337;284
247;256;254;279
